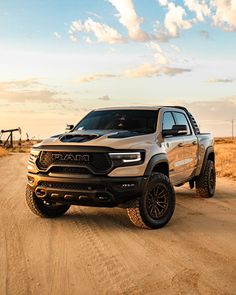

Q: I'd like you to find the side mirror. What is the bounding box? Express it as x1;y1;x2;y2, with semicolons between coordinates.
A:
65;124;74;133
162;125;188;137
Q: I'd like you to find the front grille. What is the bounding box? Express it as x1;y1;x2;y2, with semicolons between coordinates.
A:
37;151;112;173
39;181;105;191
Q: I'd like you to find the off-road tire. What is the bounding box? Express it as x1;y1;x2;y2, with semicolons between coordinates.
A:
26;185;70;217
127;173;175;229
196;160;216;198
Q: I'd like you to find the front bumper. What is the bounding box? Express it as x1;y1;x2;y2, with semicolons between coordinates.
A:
27;172;148;207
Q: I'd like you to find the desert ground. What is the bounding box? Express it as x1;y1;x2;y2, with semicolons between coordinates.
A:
0;152;236;295
214;138;236;180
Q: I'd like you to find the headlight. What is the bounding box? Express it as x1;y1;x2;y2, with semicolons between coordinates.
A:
29;149;40;163
109;152;142;163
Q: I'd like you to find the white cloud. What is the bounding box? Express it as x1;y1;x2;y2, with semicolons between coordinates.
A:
125;63;162;78
86;11;102;20
77;73;118;83
124;63;191;78
158;0;169;6
76;61;190;82
0;78;40;90
0;79;70;103
98;95;111;101
162;66;191;76
170;44;181;53
53;32;62;39
67;0;236;46
69;33;77;42
184;0;210;22
69;18;125;44
146;41;169;65
164;2;192;37
0;89;62;103
152;52;168;65
146;41;163;53
107;0;149;41
152;21;173;42
211;0;236;31
207;78;235;83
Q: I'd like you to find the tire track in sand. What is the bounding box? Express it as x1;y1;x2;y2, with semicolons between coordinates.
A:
71;207;145;295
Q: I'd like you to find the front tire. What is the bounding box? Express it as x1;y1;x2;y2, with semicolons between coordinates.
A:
127;173;175;229
26;185;70;218
196;160;216;198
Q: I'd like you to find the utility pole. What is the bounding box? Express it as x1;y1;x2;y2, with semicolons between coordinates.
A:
232;119;234;140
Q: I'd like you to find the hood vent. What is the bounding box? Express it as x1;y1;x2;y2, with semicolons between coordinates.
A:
59;134;100;143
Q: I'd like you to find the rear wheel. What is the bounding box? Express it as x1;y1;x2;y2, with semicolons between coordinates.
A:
26;185;70;218
127;173;175;229
196;160;216;198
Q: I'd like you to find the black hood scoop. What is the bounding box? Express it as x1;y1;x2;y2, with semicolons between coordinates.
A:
59;133;100;143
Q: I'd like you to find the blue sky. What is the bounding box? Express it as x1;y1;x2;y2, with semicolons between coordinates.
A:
0;0;235;137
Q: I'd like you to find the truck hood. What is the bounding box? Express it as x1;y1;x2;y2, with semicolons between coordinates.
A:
36;130;157;150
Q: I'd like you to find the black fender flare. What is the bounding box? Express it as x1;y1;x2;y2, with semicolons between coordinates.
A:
198;146;215;176
144;153;169;177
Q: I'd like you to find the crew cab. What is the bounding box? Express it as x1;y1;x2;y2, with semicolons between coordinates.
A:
26;106;216;229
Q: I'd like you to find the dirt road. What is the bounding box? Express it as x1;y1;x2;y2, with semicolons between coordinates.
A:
0;154;236;295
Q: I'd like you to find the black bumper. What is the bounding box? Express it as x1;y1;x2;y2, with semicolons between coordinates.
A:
27;173;148;207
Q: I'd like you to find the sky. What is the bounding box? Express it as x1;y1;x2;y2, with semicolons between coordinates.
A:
0;0;235;138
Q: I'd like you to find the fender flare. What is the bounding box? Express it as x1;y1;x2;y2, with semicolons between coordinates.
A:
144;153;169;177
198;146;215;176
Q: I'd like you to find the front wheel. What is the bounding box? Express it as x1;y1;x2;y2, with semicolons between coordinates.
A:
196;160;216;198
26;185;70;218
127;173;175;229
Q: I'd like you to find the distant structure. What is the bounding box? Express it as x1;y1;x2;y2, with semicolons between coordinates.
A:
0;127;21;148
232;119;234;140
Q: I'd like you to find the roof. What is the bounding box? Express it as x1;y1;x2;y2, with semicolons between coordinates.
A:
94;106;164;111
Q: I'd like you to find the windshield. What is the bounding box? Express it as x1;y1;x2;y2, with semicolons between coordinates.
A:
74;110;158;134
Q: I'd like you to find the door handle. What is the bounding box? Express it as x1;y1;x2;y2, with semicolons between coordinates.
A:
178;142;184;147
192;141;197;145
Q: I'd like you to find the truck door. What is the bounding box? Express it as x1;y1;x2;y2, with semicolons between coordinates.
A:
162;111;186;185
173;111;198;179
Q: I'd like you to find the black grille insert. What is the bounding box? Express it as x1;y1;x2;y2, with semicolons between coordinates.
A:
37;151;112;173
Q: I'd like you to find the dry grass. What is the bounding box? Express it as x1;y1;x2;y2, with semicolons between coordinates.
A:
1;140;40;154
215;138;236;181
0;147;9;157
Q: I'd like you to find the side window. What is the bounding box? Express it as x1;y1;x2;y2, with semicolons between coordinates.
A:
173;112;191;135
162;112;175;130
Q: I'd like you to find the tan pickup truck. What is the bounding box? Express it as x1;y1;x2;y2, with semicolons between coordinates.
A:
26;106;216;229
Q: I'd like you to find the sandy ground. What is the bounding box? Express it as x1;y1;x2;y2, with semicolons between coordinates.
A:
0;154;236;295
